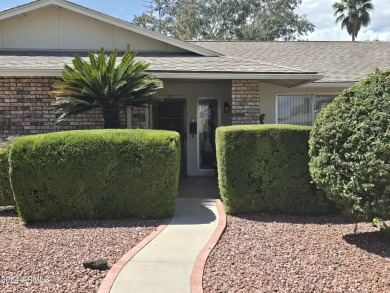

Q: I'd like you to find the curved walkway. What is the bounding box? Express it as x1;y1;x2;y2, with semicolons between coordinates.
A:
98;198;226;293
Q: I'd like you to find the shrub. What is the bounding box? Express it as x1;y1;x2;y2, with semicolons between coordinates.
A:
216;125;333;215
0;138;15;206
9;129;180;223
309;69;390;221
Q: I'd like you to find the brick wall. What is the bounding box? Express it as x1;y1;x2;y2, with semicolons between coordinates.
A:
231;80;261;124
0;77;264;138
0;77;127;139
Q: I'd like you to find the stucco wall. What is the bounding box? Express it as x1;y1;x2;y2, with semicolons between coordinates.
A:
3;6;59;49
164;80;230;176
259;82;345;124
145;80;232;176
0;23;3;48
0;77;126;139
0;6;185;52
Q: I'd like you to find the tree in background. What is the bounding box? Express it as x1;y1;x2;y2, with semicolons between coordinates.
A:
332;0;374;41
52;48;163;129
133;0;175;35
133;0;314;41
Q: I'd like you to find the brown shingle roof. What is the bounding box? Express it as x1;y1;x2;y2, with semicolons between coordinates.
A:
0;41;388;83
0;51;309;74
189;41;390;83
141;54;311;73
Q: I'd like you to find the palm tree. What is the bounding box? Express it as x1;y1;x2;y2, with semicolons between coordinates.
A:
332;0;374;41
52;48;163;128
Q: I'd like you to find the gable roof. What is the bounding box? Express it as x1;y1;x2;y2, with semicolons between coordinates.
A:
190;41;390;84
0;1;388;87
0;0;329;86
0;0;220;57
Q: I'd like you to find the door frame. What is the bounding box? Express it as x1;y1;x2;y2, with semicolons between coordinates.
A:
196;97;221;176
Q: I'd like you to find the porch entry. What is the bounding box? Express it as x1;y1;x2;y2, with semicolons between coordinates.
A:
152;97;220;176
153;99;186;175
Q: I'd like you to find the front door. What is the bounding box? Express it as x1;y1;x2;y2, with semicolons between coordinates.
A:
153;100;186;175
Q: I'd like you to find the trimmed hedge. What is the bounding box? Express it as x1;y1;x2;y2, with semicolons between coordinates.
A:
310;69;390;221
9;129;180;223
216;125;333;215
0;147;14;206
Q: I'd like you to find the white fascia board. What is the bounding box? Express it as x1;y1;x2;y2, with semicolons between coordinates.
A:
153;72;324;80
0;0;52;19
0;0;220;57
300;82;355;88
0;70;324;81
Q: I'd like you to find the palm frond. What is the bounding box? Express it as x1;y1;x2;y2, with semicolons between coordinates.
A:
333;0;374;40
52;47;163;126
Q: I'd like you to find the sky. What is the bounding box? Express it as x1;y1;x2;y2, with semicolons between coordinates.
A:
0;0;389;41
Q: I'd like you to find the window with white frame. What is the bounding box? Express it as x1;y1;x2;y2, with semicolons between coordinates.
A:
276;94;337;125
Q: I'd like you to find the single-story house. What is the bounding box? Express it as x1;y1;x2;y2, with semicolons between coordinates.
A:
0;0;389;176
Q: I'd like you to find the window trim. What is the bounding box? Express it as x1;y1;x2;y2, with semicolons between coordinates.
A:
275;92;339;125
126;106;150;129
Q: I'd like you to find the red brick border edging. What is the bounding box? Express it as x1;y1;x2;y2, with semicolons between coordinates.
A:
97;218;171;293
191;199;227;293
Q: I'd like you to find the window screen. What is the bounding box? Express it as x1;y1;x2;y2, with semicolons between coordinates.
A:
314;95;337;120
277;94;313;125
277;94;337;125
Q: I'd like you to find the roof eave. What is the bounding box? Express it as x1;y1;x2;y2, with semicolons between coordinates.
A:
153;72;324;81
300;81;355;88
0;68;323;81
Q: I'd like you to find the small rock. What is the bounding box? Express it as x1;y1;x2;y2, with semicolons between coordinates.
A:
83;259;109;270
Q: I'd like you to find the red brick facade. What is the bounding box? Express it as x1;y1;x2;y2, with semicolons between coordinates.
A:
0;77;127;139
0;77;262;139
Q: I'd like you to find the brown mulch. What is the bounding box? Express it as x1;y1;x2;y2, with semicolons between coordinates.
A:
203;214;390;293
0;207;163;293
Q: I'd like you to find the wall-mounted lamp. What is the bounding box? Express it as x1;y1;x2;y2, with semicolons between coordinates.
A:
260;113;265;124
224;102;230;114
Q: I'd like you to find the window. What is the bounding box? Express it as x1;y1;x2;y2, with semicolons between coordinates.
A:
198;98;219;170
277;94;337;125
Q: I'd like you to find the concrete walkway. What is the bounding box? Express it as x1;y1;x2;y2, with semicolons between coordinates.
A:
109;198;219;293
178;177;219;199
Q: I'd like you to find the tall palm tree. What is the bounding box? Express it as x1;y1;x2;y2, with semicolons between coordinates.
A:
52;48;163;128
332;0;374;41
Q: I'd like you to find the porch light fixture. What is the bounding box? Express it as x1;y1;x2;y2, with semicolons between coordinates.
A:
224;102;230;113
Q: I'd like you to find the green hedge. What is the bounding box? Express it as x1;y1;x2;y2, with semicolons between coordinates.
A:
0;147;14;206
310;69;390;221
216;125;333;215
9;129;180;223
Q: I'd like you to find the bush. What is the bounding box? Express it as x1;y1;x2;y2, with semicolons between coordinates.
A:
216;125;333;215
9;129;180;223
309;69;390;221
0;138;15;206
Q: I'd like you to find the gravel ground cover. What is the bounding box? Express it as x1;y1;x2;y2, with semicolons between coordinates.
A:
204;214;390;293
0;207;163;293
